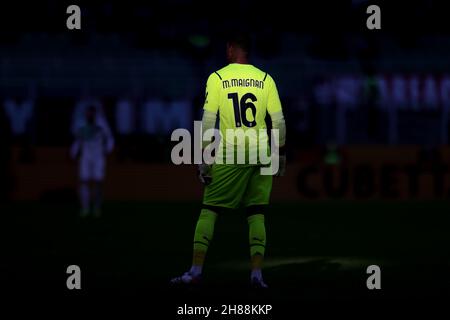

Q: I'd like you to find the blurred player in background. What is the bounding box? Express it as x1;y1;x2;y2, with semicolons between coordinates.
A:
71;105;114;217
171;33;286;289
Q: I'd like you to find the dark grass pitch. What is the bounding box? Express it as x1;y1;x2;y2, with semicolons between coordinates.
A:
2;201;450;316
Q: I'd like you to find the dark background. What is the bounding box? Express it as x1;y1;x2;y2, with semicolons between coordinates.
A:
1;0;450;316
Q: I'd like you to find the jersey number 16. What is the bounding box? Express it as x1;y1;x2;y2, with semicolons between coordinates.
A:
227;92;257;128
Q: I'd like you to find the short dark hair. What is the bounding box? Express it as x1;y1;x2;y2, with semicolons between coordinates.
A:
227;32;251;54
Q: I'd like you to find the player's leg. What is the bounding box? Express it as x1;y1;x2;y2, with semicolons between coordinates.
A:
190;207;218;276
92;158;105;217
171;165;250;285
79;181;90;217
246;208;267;288
78;158;90;217
243;167;273;288
170;207;219;285
92;180;103;217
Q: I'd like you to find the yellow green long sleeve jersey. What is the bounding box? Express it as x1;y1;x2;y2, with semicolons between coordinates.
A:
203;63;283;165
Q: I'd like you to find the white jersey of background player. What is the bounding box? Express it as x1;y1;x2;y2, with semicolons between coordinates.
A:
71;105;114;217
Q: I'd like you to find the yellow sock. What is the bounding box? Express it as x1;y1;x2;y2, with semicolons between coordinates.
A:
191;209;218;271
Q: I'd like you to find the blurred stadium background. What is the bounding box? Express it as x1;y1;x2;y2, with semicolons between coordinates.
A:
1;0;450;310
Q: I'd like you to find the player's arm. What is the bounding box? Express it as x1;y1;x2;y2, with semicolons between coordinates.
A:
267;75;286;176
198;73;220;185
70;129;82;160
202;73;220;144
102;125;115;154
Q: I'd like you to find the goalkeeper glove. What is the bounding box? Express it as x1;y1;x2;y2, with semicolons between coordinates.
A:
198;163;212;185
275;154;286;177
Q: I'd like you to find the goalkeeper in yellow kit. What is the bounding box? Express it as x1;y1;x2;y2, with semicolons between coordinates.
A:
171;33;286;289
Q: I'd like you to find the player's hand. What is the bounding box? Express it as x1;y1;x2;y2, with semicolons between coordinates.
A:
198;163;212;185
275;154;286;177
